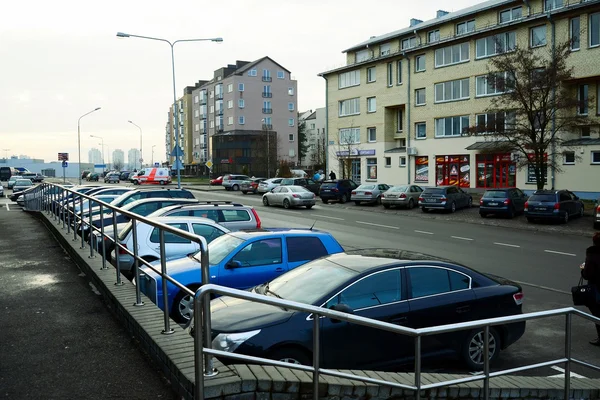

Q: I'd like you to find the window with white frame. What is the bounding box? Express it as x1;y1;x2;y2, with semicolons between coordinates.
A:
210;105;214;114
277;71;285;79
238;99;245;108
581;126;591;139
339;128;360;144
401;37;417;50
339;98;360;116
194;123;199;132
476;72;512;96
289;133;295;141
563;151;575;165
367;97;376;113
227;100;233;109
530;25;547;47
592;151;600;164
288;102;294;111
194;109;199;118
288;118;295;127
435;78;470;103
367;127;376;142
399;156;407;167
544;0;563;12
238;83;245;91
397;110;403;132
476;31;516;58
435;43;470;67
387;63;393;86
435;115;470;137
397;61;402;84
210;120;214;128
591;13;600;47
475;111;516;134
415;88;426;106
385;157;391;167
570;17;581;50
415;55;426;72
263;69;271;80
428;30;440;43
227;116;233;125
456;20;475;35
499;6;522;23
367;158;377;178
248;69;257;76
239;116;245;125
415;122;427;139
356;49;370;62
227;84;233;93
210;90;214;98
288;87;294;95
367;67;376;83
577;84;589;115
263;100;272;111
194;95;199;104
380;43;391;56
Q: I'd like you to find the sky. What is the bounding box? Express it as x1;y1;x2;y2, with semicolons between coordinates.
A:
0;0;482;165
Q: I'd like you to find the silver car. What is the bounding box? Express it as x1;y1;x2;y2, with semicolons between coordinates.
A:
351;184;390;205
262;185;316;209
257;178;283;193
381;184;424;209
12;179;34;194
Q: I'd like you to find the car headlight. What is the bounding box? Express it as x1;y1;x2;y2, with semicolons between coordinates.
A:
212;330;261;353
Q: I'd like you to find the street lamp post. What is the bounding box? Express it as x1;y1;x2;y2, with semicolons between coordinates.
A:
90;134;104;172
128;120;143;169
117;32;223;189
151;145;156;167
78;108;101;185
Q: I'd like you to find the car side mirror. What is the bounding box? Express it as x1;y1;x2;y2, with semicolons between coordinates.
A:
329;303;354;323
225;260;242;269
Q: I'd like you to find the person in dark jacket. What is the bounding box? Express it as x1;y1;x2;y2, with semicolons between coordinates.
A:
329;171;336;180
581;232;600;345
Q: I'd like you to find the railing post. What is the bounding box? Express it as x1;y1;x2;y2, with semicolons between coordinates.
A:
113;214;124;286
79;196;85;249
200;238;216;377
73;194;79;242
160;229;174;335
414;335;421;400
100;204;108;270
52;189;57;221
132;221;144;307
194;292;205;400
88;198;95;259
313;314;320;400
66;191;70;234
564;313;572;400
483;325;490;400
61;189;66;229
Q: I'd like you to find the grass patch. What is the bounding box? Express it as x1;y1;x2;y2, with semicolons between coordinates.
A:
180;177;210;185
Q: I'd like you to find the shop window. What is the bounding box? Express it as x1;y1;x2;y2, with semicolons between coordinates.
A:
415;156;429;183
476;154;516;188
436;155;471;188
367;158;377;179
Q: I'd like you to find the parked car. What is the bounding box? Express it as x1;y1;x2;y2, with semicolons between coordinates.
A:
351;184;391;205
59;186;130;218
104;172;121;183
113;216;230;272
381;185;423;209
71;195;120;215
241;178;267;194
0;183;4;197
419;186;472;213
280;178;321;195
190;248;525;371
0;166;12;181
20;172;45;182
319;179;358;204
262;185;316;209
81;170;91;179
119;171;133;181
524;190;584;224
257;178;283;193
479;188;528;218
7;176;21;189
138;228;345;322
210;176;223;186
130;167;172;185
86;173;99;182
11;179;34;195
222;174;250;191
10;184;35;202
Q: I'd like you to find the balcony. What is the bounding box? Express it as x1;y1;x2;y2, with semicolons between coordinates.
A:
215;93;223;100
393;131;406;140
216;125;224;133
262;124;273;130
200;98;207;105
200;128;206;134
217;108;224;116
262;108;273;114
262;76;272;82
262;92;273;98
201;114;207;119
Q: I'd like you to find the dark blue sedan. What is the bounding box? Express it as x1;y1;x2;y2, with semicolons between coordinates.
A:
525;189;584;223
479;188;528;218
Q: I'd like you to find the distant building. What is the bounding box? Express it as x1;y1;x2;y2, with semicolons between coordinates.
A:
112;149;125;169
298;108;326;169
88;148;102;165
127;149;141;170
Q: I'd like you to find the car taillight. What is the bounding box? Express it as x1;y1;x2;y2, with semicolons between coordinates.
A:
251;208;262;229
479;198;484;205
524;201;529;211
365;192;372;195
440;197;447;201
513;292;524;306
332;188;339;192
292;194;300;198
504;199;511;205
351;191;356;195
312;193;316;198
118;243;128;255
418;197;424;202
381;194;385;198
399;193;406;198
554;202;560;210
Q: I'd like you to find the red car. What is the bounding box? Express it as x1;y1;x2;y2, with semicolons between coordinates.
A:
210;176;223;186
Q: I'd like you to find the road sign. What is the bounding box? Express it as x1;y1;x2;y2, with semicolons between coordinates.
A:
170;145;184;157
62;161;68;168
154;162;160;167
94;164;106;168
205;160;213;169
58;152;69;161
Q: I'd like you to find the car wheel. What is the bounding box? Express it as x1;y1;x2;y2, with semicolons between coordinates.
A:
450;202;456;213
383;204;390;209
133;180;139;185
241;191;248;195
269;347;311;366
283;199;291;209
172;285;200;323
563;212;569;224
579;207;584;218
467;198;473;208
322;199;329;204
340;194;348;204
376;196;382;205
354;201;361;205
480;212;486;218
306;205;313;209
159;181;165;186
263;196;269;206
462;328;500;371
232;184;239;191
407;199;414;210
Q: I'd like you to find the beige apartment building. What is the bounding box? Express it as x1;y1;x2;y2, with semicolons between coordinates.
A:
320;0;600;197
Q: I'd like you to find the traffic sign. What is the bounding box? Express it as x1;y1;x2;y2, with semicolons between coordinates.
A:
154;162;160;167
58;152;69;161
62;161;68;168
170;145;184;157
205;160;213;169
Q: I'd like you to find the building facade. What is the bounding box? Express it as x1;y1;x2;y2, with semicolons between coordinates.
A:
88;148;102;165
320;0;600;197
112;149;125;169
299;108;327;170
127;148;141;170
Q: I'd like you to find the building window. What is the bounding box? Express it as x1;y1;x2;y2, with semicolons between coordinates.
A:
592;151;600;164
435;116;470;137
194;123;199;132
399;157;407;167
578;84;589;115
544;0;563;12
591;13;600;47
570;17;580;50
227;84;233;93
263;69;271;81
277;71;285;79
238;99;245;108
380;43;391;56
194;109;199;118
387;63;393;86
263;100;272;112
238;83;244;91
401;37;417;50
262;85;272;97
530;25;547;48
396;61;402;84
248;69;257;76
339;128;360;145
428;30;440;43
338;98;360;116
210;105;214;114
434;78;470;103
367;97;377;113
263;117;272;127
367;127;376;142
385;157;391;167
288;87;294;95
415;55;426;72
456;20;475;35
209;90;214;98
289;133;294;141
210;120;214;128
499;6;522;23
366;158;377;179
476;72;512;96
339;70;360;88
563;152;575;165
227;100;233;109
581;126;591;138
397;110;403;132
415;88;426;106
239;116;245;125
288;118;295;127
288;102;294;111
367;67;376;83
476;32;516;58
434;43;470;68
415;122;426;139
356;49;370;62
194;95;199;104
475;112;516;134
227;116;233;125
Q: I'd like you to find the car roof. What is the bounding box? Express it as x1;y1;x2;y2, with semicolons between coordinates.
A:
227;228;329;239
145;216;223;226
121;197;198;209
159;201;248;212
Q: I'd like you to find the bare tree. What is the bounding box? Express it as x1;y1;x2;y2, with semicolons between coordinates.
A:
113;160;124;171
331;121;360;179
250;131;278;177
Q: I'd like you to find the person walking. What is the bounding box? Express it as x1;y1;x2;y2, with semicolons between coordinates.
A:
581;232;600;345
329;170;336;180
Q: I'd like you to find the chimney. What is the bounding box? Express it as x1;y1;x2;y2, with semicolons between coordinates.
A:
437;10;449;18
410;18;423;27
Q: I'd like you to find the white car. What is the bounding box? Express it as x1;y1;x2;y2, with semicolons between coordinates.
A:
72;194;120;214
112;216;230;272
257;178;283;193
0;183;4;197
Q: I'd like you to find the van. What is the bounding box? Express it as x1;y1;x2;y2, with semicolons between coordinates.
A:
130;168;172;185
0;167;11;181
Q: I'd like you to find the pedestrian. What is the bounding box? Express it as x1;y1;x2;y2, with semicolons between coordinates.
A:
581;232;600;345
329;170;336;180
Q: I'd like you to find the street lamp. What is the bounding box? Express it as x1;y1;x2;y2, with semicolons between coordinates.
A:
128;120;143;169
117;32;223;189
151;145;157;167
78;107;101;185
90;134;104;170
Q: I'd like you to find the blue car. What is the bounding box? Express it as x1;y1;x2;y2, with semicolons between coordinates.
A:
138;228;345;322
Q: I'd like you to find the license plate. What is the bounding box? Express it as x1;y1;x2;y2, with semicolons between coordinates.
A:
488;202;498;206
536;207;546;211
424;198;434;202
322;189;330;193
357;192;363;195
387;195;397;198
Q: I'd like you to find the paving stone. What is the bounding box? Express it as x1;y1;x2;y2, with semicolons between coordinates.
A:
248;365;273;392
262;366;287;393
274;366;301;393
223;392;256;400
233;364;258;392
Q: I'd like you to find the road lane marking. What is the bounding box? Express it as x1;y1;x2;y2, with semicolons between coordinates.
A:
511;279;570;295
414;230;434;235
493;242;520;248
6;203;9;211
356;221;399;230
549;366;586;379
319;215;345;221
544;250;577;257
451;236;473;241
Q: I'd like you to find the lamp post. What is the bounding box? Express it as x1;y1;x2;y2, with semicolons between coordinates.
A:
78;108;101;185
128;120;143;169
117;32;223;189
90;134;104;172
151;145;156;167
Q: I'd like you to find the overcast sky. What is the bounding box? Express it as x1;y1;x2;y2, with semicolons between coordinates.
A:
0;0;481;165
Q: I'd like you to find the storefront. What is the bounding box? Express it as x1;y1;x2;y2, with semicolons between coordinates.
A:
415;156;429;184
435;155;470;188
475;153;516;188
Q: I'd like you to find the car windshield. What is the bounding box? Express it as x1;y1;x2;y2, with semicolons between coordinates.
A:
16;180;32;186
265;259;358;305
483;191;508;198
529;194;556;202
389;186;408;192
193;234;245;265
289;186;309;193
357;185;375;190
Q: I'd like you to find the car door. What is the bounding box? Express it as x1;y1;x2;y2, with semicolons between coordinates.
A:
377;184;389;197
411;185;423;202
146;222;195;260
277;186;289;206
566;191;579;216
191;223;227;245
510;189;524;212
216;238;286;289
558;191;572;216
320;268;411;369
305;179;319;194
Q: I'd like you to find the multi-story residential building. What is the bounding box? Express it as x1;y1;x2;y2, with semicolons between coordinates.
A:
320;0;600;197
188;57;298;177
127;148;141;170
112;149;125;168
299;108;327;169
88;148;102;165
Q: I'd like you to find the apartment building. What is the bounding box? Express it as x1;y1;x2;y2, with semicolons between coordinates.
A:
127;148;141;170
88;148;102;165
320;0;600;197
112;149;124;167
299;108;327;169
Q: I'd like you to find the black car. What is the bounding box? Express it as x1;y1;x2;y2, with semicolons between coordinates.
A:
479;188;528;218
200;249;525;372
119;171;133;181
525;189;584;223
318;179;358;204
418;186;472;213
280;177;321;195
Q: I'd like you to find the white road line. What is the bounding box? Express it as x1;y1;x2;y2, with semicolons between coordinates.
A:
544;250;577;257
493;242;520;248
319;215;344;221
451;236;473;241
414;230;434;235
549;366;586;379
6;203;9;211
356;221;399;230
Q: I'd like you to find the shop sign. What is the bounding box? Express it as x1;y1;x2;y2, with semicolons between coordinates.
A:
414;156;429;182
335;149;376;157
